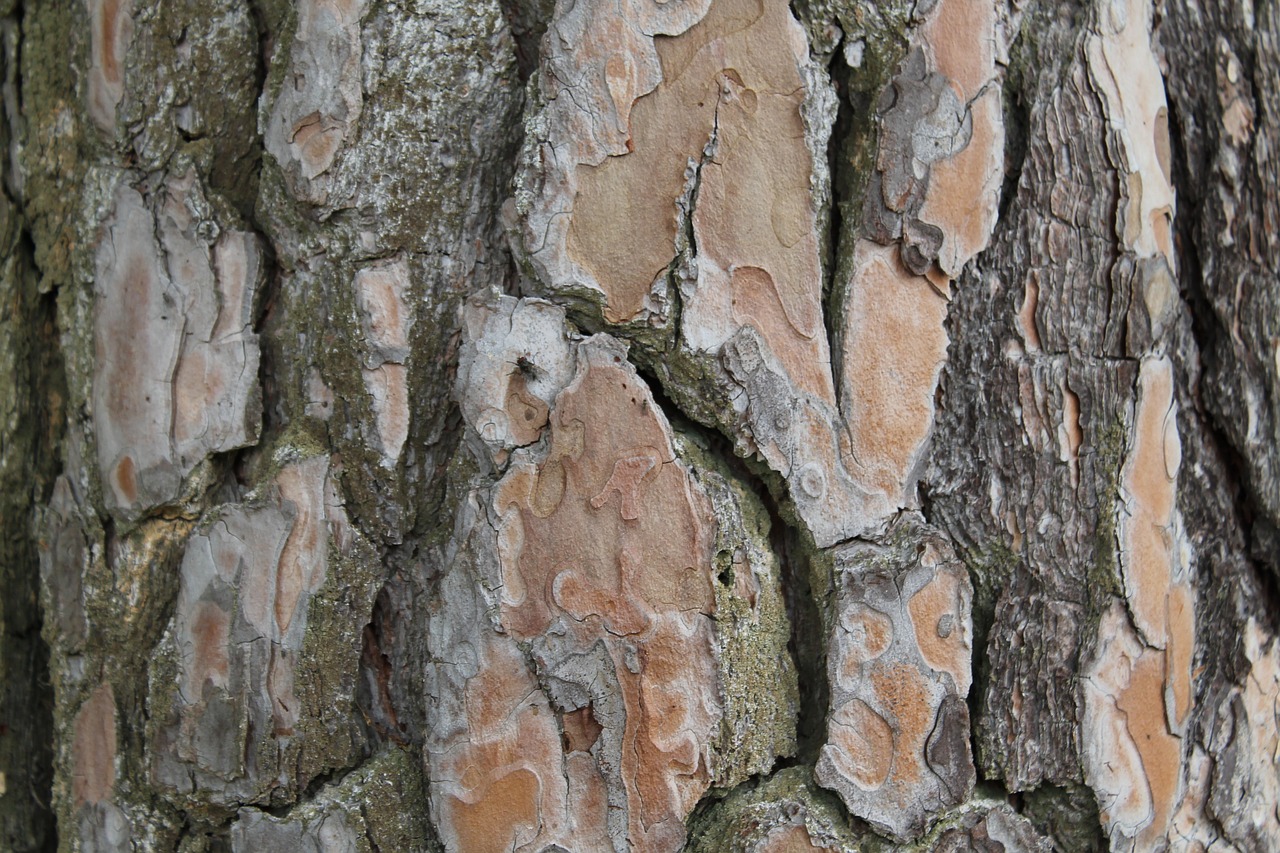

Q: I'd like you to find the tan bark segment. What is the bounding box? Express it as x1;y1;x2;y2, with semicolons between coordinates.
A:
69;683;130;851
92;177;262;518
150;456;350;807
816;518;975;841
1086;0;1177;267
518;0;710;323
1078;2;1197;829
1083;605;1184;852
1117;358;1188;651
914;0;1004;278
836;0;1005;536
1085;359;1196;851
839;240;950;518
518;0;887;548
71;684;116;808
433;294;794;852
492;334;718;851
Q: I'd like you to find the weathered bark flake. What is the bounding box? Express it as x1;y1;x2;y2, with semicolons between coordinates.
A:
149;455;352;808
1086;0;1176;265
264;0;370;209
431;293;796;852
1082;604;1185;852
356;258;414;468
833;0;1008;540
816;518;975;841
92;177;261;518
516;0;867;548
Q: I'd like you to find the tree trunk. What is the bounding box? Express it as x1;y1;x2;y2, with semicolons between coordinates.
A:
2;0;1278;850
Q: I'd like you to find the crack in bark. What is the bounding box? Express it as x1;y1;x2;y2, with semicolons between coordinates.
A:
1;6;60;847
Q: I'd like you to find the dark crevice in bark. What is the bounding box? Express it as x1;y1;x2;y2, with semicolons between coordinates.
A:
997;42;1031;225
355;581;416;749
822;37;851;392
237;0;285;460
1165;96;1280;606
497;0;554;82
1;9;60;836
361;801;384;853
173;815;231;853
1015;782;1105;852
1;38;57;853
633;362;830;766
772;518;830;764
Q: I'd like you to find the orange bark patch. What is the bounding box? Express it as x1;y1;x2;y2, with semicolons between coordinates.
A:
492;339;718;850
827;698;894;791
1117;650;1182;851
837;605;894;689
1165;583;1195;731
907;570;969;692
1121;358;1178;647
567;0;833;404
448;769;541;853
356;260;412;352
869;663;932;786
563;706;603;753
113;456;138;506
1084;604;1188;847
920;0;995;101
818;537;973;839
918;89;1003;277
841;241;950;502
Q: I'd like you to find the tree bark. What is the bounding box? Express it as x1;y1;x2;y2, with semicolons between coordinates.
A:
1;0;1277;851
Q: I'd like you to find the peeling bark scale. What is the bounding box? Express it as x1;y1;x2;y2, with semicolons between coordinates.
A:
2;0;1278;851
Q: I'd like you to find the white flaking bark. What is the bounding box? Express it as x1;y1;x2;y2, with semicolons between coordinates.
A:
263;0;370;210
453;292;575;468
92;177;262;519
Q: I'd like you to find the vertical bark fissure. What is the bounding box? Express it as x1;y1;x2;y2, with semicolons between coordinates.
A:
821;36;851;394
1164;95;1280;615
633;359;830;811
1;2;59;846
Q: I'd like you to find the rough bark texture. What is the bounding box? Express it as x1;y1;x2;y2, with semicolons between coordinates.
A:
1;0;1278;851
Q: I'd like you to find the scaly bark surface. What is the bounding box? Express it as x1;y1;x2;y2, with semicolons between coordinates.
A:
0;0;1277;851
